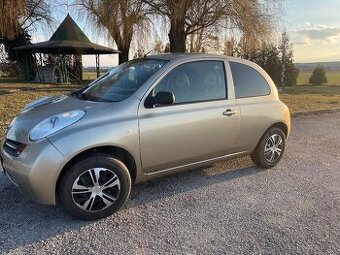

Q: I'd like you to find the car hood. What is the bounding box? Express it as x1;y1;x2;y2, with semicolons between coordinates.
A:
5;94;113;143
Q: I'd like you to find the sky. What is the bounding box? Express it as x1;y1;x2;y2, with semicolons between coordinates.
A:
283;0;340;63
32;0;340;66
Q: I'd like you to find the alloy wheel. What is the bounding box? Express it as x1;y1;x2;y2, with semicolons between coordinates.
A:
71;168;121;212
264;134;284;163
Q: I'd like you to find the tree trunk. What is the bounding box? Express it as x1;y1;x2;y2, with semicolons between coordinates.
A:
169;17;186;53
118;49;129;64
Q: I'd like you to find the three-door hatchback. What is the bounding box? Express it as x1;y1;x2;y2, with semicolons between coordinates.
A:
0;54;290;220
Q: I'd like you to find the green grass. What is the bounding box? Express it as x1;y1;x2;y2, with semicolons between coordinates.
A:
297;71;340;85
283;72;340;111
279;85;340;113
0;82;82;138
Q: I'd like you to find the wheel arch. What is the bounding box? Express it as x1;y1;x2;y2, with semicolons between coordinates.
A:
270;121;289;138
56;146;137;198
252;121;289;153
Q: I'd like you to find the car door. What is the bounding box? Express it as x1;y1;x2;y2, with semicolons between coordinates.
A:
138;59;240;174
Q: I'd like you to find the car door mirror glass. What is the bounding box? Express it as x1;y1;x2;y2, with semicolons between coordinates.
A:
145;91;175;108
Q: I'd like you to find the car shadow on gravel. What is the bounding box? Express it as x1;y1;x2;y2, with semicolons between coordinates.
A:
130;156;259;206
0;157;260;253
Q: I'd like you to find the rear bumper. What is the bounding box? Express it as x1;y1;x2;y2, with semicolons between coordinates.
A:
0;138;66;205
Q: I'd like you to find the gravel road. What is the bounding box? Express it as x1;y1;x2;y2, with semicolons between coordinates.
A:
0;113;340;255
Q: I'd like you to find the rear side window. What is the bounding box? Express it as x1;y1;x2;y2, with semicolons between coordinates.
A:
230;62;270;98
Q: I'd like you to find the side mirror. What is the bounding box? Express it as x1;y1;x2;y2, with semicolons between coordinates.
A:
145;91;175;108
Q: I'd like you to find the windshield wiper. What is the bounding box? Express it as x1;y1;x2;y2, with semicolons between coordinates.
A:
78;93;116;102
70;86;90;99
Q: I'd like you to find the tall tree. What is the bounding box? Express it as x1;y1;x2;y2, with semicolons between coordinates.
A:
79;0;149;64
0;0;51;79
279;30;299;87
144;0;279;52
236;39;282;86
0;0;51;41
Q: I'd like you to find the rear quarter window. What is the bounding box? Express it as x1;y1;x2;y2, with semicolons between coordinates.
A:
230;61;270;98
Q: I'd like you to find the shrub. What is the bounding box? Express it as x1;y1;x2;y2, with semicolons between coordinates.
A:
309;65;328;85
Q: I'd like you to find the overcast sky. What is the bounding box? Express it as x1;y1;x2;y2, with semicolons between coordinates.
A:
34;0;340;66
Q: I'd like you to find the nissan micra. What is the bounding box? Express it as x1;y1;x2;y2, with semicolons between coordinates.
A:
0;54;290;220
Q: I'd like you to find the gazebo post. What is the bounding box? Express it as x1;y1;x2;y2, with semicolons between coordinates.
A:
95;54;100;78
39;53;45;82
20;51;29;81
62;53;70;84
34;53;42;82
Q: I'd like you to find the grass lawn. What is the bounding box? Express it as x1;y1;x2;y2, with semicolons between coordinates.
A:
279;85;340;113
0;82;82;138
0;80;339;139
297;71;340;85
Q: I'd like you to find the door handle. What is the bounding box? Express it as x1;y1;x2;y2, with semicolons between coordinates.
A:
223;109;237;116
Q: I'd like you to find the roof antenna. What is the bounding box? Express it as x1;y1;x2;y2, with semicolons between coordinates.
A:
143;50;153;58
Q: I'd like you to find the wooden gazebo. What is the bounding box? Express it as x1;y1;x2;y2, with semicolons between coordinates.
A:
15;14;119;83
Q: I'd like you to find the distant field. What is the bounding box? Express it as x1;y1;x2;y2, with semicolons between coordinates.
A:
83;71;99;81
83;71;107;80
297;71;340;85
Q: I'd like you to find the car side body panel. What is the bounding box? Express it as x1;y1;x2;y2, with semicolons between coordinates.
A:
235;97;290;153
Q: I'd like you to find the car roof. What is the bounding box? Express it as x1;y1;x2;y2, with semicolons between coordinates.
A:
144;53;253;65
145;53;224;60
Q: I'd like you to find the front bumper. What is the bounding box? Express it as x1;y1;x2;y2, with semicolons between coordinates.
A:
0;138;66;205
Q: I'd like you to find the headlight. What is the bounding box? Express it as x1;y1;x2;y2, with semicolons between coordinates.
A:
29;110;85;141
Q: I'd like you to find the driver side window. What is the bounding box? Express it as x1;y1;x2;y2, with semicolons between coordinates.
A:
155;60;227;104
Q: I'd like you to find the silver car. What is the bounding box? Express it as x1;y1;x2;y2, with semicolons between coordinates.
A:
0;54;290;220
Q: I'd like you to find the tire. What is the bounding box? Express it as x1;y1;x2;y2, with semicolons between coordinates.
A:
58;153;131;220
251;127;286;169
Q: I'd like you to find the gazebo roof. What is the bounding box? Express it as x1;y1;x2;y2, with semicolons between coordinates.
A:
14;14;119;55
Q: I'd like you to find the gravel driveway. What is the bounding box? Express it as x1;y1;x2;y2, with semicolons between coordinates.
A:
0;113;340;255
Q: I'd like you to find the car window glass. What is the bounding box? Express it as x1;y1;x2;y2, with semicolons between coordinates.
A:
154;60;227;104
82;59;167;102
230;62;270;98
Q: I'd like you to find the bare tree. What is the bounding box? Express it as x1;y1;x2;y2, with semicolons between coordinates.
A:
0;0;51;40
78;0;149;64
0;0;51;80
222;37;237;56
188;26;216;53
144;0;281;53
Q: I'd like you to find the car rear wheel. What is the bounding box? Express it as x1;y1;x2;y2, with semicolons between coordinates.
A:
58;153;131;220
251;127;286;169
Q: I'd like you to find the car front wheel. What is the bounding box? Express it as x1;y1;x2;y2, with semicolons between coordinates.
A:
58;153;131;220
251;127;286;169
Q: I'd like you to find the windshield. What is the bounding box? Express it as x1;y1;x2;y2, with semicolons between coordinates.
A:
78;58;168;102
